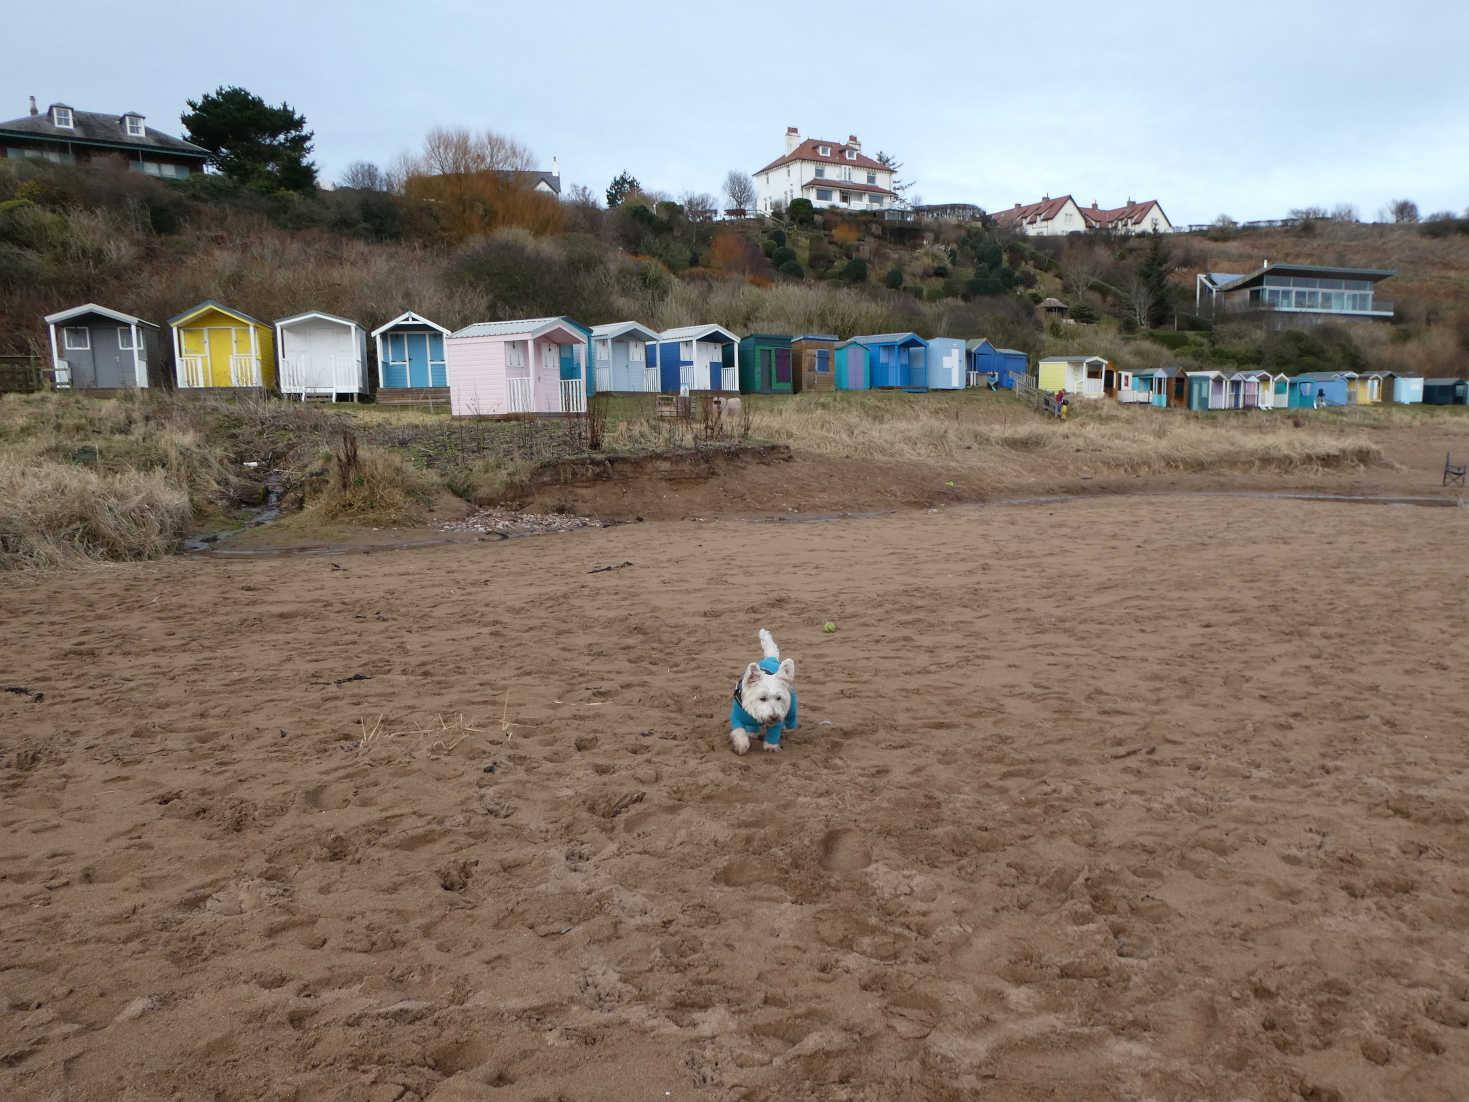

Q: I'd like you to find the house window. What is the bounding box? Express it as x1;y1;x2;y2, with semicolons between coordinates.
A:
815;166;825;178
595;339;610;362
63;326;90;350
117;327;138;350
815;188;833;201
867;172;877;184
817;145;830;156
840;191;852;204
868;194;882;205
125;116;145;137
52;106;73;129
506;341;527;368
845;150;856;160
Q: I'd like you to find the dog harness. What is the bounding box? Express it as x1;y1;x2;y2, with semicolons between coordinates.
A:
730;656;798;747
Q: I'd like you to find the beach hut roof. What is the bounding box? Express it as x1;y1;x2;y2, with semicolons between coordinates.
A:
850;332;924;346
791;333;839;342
452;316;589;339
660;323;739;343
370;311;450;338
275;310;359;329
44;303;157;328
1293;371;1347;382
590;321;659;342
168;300;265;328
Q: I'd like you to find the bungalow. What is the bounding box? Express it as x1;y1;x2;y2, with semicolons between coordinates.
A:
1379;371;1423;405
43;303;163;391
590;321;658;393
854;332;928;389
926;337;966;390
1186;370;1231;411
1;97;207;179
169;301;275;391
1344;372;1383;405
652;325;739;394
791;334;838;393
1287;372;1349;409
1422;378;1468;406
1038;355;1116;399
737;333;794;394
834;340;870;391
445;316;591;416
274;311;369;401
372;311;450;396
966;339;1028;389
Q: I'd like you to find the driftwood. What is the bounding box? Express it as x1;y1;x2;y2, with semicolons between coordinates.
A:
587;561;634;574
313;673;373;687
4;686;44;703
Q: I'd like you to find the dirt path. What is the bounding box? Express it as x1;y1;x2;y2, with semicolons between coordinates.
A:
3;494;1468;1100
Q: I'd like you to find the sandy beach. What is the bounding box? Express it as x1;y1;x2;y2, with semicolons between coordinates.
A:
3;492;1468;1101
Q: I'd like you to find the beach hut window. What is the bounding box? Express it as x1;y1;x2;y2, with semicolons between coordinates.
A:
595;339;610;362
814;349;830;372
117;327;138;350
506;341;527;369
629;341;644;364
63;326;90;350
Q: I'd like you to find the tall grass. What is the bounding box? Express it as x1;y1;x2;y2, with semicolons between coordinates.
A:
746;391;1384;476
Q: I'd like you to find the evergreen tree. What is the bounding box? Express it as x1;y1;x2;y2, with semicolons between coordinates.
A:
181;86;317;194
606;171;640;207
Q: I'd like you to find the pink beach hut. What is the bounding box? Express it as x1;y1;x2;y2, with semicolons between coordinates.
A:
444;316;592;416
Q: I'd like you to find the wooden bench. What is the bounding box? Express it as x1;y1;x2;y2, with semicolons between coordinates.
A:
1445;452;1466;487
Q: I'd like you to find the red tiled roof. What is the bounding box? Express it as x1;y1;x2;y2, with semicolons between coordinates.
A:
755;137;887;177
992;195;1078;226
800;178;895;197
1080;200;1168;229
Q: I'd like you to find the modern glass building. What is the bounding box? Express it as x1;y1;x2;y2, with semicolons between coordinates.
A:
1195;261;1393;321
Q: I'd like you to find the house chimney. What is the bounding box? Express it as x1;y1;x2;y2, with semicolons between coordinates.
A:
847;134;860;151
785;126;800;154
1092;199;1098;209
551;154;559;178
28;95;38;116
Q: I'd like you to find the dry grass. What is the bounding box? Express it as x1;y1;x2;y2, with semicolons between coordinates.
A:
746;391;1384;476
298;433;436;526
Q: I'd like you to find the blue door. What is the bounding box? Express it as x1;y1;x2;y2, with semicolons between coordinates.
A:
406;333;429;388
559;344;578;381
384;334;409;387
428;334;446;387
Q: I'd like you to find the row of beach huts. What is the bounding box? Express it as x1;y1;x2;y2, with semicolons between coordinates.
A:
38;301;1469;412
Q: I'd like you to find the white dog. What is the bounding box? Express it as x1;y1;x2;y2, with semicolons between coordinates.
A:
729;629;797;755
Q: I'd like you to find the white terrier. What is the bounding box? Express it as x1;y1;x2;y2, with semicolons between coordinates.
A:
729;629;797;755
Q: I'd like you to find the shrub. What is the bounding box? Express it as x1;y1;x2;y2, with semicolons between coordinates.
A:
779;259;805;279
302;431;433;526
768;228;787;247
840;257;868;283
771;245;796;268
885;267;904;289
1148;330;1192;350
1070;303;1099;324
789;198;815;226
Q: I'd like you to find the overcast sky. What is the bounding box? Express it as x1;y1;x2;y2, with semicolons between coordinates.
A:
9;0;1467;225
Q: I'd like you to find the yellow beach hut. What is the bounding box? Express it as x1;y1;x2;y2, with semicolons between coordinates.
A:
169;301;275;391
1344;372;1382;405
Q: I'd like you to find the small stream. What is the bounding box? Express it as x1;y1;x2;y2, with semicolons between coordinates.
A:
181;482;285;553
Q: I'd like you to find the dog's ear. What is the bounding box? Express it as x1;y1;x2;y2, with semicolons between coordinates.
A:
775;658;795;684
743;662;765;688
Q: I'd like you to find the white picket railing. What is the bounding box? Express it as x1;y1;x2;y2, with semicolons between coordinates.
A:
507;377;533;413
679;365;695;392
180;355;209;388
594;366;612;393
230;355;261;388
721;367;737;391
643;366;660;393
560;378;586;414
1118;389;1151;404
1079;378;1105;399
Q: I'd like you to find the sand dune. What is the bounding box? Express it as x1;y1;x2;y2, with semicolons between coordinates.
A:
3;495;1468;1100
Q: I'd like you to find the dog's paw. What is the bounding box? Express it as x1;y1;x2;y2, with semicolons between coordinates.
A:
761;741;781;753
730;729;750;756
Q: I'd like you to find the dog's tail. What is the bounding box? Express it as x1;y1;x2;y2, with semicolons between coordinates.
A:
758;628;779;660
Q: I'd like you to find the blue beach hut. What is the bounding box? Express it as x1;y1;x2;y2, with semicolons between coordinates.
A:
1288;372;1349;409
926;337;966;390
853;332;927;389
372;311;449;392
590;321;658;392
834;339;870;390
966;339;1027;389
652;324;739;393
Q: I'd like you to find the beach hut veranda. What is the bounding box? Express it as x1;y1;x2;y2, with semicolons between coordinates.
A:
44;304;162;390
372;312;450;395
275;311;369;400
445;316;592;416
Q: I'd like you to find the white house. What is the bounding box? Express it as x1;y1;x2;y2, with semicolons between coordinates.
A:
753;127;898;214
994;195;1173;236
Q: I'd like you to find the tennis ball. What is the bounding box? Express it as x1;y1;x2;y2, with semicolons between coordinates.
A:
824;622;836;633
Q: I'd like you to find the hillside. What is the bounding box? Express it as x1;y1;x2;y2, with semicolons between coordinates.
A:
2;157;1467;381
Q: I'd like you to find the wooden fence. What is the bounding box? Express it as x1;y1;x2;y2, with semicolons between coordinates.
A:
0;355;45;394
1012;374;1066;418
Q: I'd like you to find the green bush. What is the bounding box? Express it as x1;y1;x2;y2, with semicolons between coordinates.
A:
1147;330;1192;350
768;228;787;247
840;257;868;283
771;245;796;268
885;267;904;289
789;198;815;226
1070;303;1099;324
779;259;805;279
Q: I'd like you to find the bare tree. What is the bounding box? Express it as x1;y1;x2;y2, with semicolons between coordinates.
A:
1330;203;1359;222
564;182;599;208
409;126;534;177
1389;198;1420;224
723;170;755;212
1059;240;1107;302
339;160;388;190
1289;206;1328;221
679;189;717;222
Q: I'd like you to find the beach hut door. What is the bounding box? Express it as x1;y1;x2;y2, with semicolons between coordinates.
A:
774;349;791;387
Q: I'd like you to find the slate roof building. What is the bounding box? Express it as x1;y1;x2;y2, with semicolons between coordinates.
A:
993;195;1172;236
0;96;208;178
1194;261;1394;322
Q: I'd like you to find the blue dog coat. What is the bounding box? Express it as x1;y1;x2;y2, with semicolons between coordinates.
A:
730;656;797;747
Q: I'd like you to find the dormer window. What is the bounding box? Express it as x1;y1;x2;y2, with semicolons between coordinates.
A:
124;115;145;137
845;150;856;160
51;105;73;129
817;145;830;156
